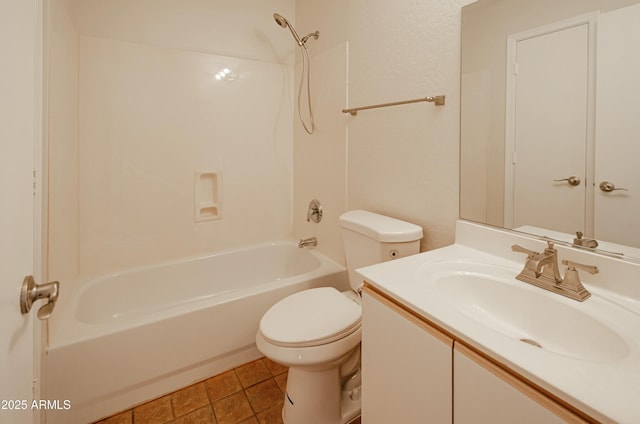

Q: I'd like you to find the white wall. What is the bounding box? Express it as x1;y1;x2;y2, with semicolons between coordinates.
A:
47;0;297;278
77;36;293;275
47;0;78;292
292;0;349;264
48;0;476;276
460;0;638;227
76;0;296;63
294;0;473;261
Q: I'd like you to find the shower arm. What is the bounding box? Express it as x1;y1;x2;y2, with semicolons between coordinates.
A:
301;31;319;45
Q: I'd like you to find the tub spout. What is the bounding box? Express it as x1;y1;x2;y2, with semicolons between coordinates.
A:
298;237;317;248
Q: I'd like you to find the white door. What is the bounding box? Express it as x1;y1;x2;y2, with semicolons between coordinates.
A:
505;16;595;235
594;3;640;247
0;1;40;423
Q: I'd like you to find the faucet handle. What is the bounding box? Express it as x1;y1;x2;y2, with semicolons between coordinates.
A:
559;260;595;300
561;260;599;275
511;244;538;257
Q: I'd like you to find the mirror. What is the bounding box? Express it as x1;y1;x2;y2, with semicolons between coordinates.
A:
460;0;640;260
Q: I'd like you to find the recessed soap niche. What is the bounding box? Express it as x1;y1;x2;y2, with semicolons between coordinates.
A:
194;171;222;222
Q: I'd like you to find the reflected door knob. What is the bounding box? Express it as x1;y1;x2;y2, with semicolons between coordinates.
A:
599;181;629;192
553;176;581;186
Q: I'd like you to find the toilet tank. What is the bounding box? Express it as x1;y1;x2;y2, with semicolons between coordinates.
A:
339;210;423;290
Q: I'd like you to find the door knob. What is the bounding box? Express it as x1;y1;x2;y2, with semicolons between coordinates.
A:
553;176;581;186
599;181;629;192
20;275;59;320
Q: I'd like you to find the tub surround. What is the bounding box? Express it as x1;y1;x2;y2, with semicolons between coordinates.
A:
357;220;640;423
45;242;347;424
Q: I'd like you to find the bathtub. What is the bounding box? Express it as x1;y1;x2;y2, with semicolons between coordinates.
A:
44;241;347;424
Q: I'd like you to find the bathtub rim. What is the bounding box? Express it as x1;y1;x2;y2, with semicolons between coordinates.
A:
48;240;346;350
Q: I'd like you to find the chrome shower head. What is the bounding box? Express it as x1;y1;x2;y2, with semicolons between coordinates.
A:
273;12;303;46
273;13;288;28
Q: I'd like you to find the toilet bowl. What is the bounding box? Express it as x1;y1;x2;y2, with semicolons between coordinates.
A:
256;210;423;424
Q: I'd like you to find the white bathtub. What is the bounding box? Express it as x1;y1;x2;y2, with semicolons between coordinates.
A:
45;241;347;424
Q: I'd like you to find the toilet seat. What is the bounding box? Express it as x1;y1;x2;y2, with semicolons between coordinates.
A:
259;287;361;348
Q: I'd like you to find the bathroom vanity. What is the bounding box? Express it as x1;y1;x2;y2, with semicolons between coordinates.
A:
362;288;589;423
358;221;640;424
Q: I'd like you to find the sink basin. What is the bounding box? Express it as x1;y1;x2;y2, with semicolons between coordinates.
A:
415;260;630;362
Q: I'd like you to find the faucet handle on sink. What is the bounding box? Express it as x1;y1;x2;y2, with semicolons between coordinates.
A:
511;244;538;257
562;260;599;276
559;260;596;301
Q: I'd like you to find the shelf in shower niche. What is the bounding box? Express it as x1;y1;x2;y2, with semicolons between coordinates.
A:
194;171;222;222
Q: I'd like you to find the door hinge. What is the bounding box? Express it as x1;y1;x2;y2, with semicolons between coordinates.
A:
32;169;37;196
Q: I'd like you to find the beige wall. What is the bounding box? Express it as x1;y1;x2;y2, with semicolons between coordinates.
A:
294;0;472;262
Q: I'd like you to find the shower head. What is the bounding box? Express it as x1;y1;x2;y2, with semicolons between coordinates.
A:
273;13;289;28
273;12;319;134
273;12;303;46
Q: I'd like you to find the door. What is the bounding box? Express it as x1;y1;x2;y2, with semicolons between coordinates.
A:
594;3;640;247
0;1;40;423
505;16;595;234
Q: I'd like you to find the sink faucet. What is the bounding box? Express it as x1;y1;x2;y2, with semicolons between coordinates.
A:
511;241;592;301
298;236;317;248
573;231;599;249
517;242;563;283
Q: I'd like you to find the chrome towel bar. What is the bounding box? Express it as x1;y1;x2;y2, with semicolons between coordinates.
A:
342;95;445;116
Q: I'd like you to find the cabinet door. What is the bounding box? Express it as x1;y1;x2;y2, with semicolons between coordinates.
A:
362;288;453;424
454;343;588;424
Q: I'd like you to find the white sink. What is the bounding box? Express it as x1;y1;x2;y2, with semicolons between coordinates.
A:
415;260;630;362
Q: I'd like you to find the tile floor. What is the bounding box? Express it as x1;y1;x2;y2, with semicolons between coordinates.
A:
93;357;361;424
94;357;287;424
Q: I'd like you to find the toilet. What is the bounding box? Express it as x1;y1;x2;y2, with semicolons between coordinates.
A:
256;210;423;424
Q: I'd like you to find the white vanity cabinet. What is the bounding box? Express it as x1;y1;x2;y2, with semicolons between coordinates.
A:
362;285;594;424
453;343;588;424
361;288;453;424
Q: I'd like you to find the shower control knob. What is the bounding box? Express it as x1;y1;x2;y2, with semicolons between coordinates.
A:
307;199;323;223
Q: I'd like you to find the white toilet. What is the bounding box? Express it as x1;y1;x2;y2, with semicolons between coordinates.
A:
256;210;423;424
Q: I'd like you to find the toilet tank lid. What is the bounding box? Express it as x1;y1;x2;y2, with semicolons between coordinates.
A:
339;210;423;242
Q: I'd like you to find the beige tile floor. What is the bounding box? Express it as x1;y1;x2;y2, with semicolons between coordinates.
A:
94;357;361;424
94;357;288;424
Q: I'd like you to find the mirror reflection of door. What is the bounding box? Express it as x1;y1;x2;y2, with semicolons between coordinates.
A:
505;16;595;235
594;3;640;246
